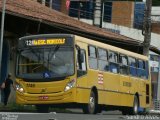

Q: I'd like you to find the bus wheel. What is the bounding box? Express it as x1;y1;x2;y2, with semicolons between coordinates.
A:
132;95;139;115
35;105;49;113
129;95;139;115
122;96;139;115
82;91;97;114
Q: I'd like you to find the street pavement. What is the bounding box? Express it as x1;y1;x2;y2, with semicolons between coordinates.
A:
0;110;160;120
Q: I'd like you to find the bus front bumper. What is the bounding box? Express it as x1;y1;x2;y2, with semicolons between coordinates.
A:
16;89;76;105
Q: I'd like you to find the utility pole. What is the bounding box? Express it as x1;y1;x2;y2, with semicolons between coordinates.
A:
100;0;104;28
0;0;6;102
143;0;152;56
0;0;6;80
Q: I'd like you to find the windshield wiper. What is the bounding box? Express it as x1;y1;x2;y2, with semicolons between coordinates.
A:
48;45;60;60
47;45;60;68
48;45;60;59
29;47;41;62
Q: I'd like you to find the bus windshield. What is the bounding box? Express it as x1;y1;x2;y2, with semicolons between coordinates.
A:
17;46;74;80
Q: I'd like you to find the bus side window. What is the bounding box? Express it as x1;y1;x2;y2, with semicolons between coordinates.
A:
77;49;87;77
119;54;129;75
137;59;147;79
98;48;108;71
129;57;137;77
88;46;98;69
109;51;119;73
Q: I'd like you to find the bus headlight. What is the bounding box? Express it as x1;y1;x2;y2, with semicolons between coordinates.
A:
65;79;76;92
16;83;24;93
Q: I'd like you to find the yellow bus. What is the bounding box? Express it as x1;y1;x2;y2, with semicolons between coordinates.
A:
15;34;151;114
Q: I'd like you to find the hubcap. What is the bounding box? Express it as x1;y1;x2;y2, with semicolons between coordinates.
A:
89;96;95;108
134;99;138;113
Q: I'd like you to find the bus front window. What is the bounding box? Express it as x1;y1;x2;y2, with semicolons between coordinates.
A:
17;46;74;80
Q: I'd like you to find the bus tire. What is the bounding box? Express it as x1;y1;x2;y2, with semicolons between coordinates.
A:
35;105;49;113
127;95;139;115
122;95;139;115
82;91;97;114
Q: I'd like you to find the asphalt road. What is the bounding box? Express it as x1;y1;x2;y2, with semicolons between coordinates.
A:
0;110;160;120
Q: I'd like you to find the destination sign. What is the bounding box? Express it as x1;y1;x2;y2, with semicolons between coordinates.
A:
26;38;66;46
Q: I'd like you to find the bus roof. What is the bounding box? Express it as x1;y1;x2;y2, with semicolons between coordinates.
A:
19;34;74;40
75;35;148;61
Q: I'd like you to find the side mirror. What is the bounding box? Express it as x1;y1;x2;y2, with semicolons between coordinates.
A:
77;50;84;70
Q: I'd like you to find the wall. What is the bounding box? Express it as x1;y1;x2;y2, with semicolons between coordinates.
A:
152;23;160;34
61;0;69;15
70;17;160;50
151;7;160;34
111;1;134;28
102;22;160;49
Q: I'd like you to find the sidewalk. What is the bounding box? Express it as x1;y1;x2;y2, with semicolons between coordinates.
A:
149;109;160;115
0;103;36;112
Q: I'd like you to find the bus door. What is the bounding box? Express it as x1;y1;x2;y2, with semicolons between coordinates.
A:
75;44;88;103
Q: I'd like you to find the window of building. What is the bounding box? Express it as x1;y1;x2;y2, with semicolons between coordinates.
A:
98;48;108;71
150;54;159;72
150;54;159;61
69;1;94;19
52;0;61;11
134;2;145;30
103;2;112;22
45;0;50;7
88;46;97;69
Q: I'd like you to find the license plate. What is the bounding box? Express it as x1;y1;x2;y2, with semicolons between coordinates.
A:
39;96;49;100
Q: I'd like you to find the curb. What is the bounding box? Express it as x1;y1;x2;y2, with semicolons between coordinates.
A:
149;110;160;115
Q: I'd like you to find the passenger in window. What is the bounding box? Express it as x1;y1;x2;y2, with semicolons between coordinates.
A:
110;63;118;73
104;65;109;71
122;57;127;65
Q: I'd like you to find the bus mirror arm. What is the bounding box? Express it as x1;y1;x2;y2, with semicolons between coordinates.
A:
78;50;84;63
76;44;84;68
